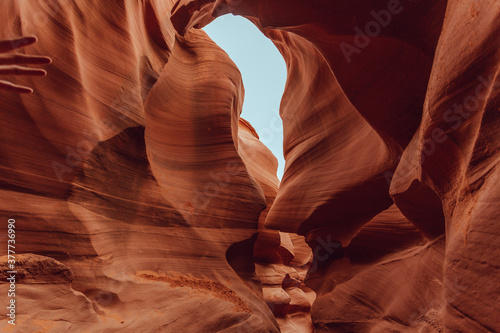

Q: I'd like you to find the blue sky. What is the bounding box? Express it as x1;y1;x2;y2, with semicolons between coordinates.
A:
204;15;287;179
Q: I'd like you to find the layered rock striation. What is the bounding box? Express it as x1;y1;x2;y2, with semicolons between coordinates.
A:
1;0;499;332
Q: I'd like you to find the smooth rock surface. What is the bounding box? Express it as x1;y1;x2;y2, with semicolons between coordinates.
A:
1;0;499;332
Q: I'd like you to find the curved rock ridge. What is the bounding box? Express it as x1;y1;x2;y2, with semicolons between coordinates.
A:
0;0;310;332
262;28;396;245
172;0;500;331
1;0;499;332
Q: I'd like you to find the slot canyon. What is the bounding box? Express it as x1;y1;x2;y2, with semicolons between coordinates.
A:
0;0;499;332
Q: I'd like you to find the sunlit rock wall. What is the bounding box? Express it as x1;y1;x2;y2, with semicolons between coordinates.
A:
0;1;310;332
1;0;499;332
172;0;499;332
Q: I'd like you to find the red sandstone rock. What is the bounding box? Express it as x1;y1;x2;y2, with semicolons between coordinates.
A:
1;0;499;332
171;0;500;331
0;1;282;331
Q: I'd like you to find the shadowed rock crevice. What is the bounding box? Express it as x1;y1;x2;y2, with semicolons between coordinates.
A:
70;126;188;228
0;0;498;332
392;179;446;239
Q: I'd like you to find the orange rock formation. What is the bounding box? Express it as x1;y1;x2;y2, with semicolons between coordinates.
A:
1;0;498;332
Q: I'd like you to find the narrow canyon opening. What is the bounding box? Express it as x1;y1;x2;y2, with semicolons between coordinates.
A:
204;15;287;179
204;16;317;332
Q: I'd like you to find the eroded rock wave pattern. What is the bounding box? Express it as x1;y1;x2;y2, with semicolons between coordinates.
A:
0;0;499;332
